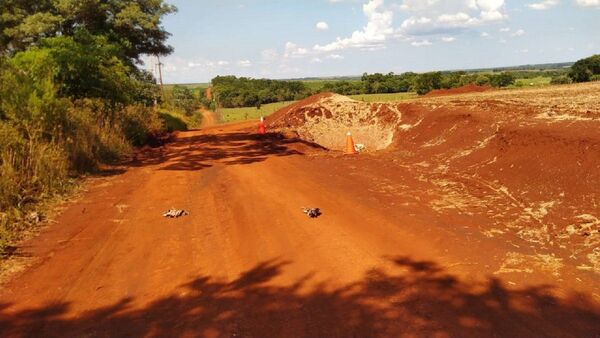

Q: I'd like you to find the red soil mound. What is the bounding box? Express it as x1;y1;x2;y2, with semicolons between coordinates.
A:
266;92;336;129
267;92;402;151
425;84;493;97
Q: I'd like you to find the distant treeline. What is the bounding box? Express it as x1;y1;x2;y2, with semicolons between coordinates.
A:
211;76;311;108
206;54;599;109
323;71;518;96
209;71;518;107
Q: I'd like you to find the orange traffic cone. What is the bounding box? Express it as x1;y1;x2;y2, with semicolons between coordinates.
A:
258;116;266;134
345;131;357;154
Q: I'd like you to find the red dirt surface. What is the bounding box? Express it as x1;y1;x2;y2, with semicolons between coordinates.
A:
200;108;218;128
425;84;494;97
1;83;599;337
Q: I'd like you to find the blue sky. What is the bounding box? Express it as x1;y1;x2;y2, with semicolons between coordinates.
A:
147;0;600;84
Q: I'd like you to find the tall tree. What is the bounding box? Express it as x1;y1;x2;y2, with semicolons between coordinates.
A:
0;0;176;63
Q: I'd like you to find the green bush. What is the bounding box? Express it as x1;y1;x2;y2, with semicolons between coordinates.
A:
475;75;491;86
120;105;164;147
321;80;364;95
171;85;199;115
212;76;312;108
0;0;177;255
489;73;516;87
0;121;70;249
159;112;188;132
569;55;600;82
413;72;442;95
550;75;573;85
0;57;165;255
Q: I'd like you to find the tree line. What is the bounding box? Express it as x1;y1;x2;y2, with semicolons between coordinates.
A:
210;76;312;108
209;71;518;108
208;54;600;109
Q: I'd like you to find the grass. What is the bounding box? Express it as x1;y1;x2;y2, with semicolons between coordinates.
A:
158;108;205;132
163;83;209;90
219;101;294;123
510;76;552;88
300;81;329;91
349;92;418;102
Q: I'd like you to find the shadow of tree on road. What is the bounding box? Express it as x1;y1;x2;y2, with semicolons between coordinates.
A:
1;256;598;337
128;131;326;171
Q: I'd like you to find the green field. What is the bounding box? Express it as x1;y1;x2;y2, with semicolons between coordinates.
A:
349;92;418;102
510;76;552;88
163;83;209;90
300;80;329;91
217;92;418;122
219;101;295;123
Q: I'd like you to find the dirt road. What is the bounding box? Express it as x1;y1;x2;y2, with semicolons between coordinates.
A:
200;109;218;128
1;122;598;337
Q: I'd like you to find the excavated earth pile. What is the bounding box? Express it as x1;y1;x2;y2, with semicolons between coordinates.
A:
267;93;402;151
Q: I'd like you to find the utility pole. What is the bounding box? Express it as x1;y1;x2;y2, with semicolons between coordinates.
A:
156;55;164;98
149;57;158;107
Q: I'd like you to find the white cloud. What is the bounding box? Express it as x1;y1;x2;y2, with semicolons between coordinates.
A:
397;0;446;11
401;16;432;29
316;21;329;30
478;0;507;20
481;31;490;37
326;54;345;59
411;39;432;46
311;57;323;63
186;60;229;69
437;12;477;25
527;0;560;10
511;28;525;36
499;27;510;32
284;42;309;58
237;60;252;67
575;0;600;7
398;0;507;35
314;0;393;52
442;36;456;42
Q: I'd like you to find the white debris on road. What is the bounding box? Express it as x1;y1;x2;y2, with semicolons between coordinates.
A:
163;209;189;218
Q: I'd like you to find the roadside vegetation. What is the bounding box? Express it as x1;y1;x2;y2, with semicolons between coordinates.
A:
159;85;205;129
0;0;185;254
